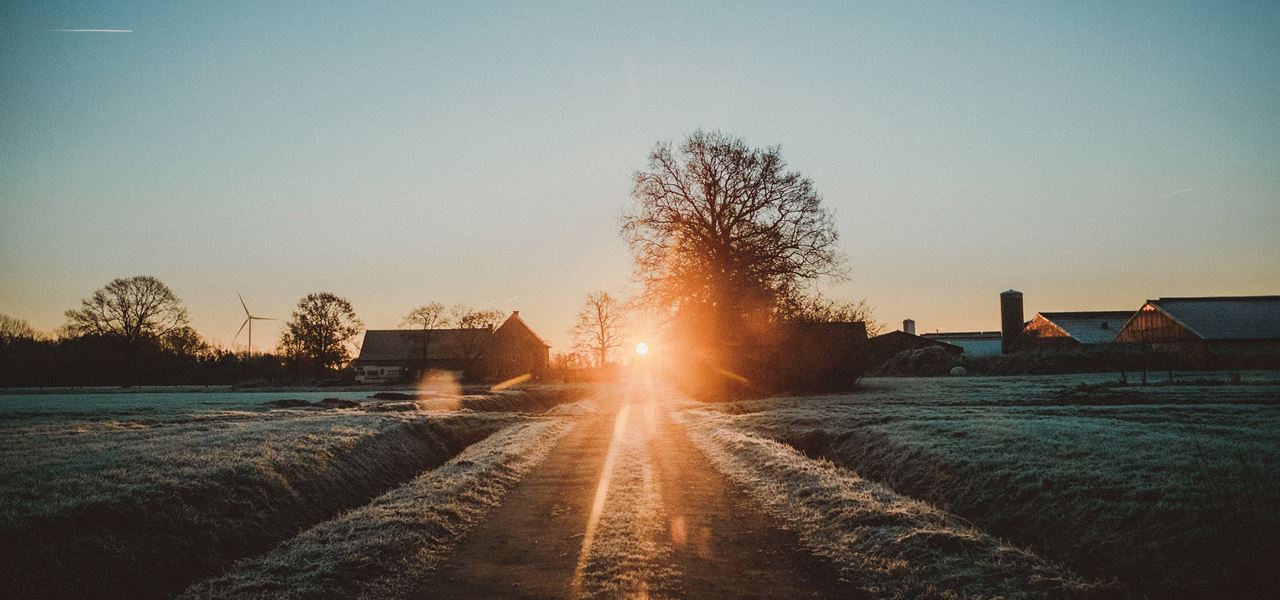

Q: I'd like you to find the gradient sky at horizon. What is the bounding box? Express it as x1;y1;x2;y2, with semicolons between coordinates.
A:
2;1;1278;352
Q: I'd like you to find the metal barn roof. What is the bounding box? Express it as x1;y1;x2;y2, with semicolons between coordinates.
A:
1038;311;1135;345
357;328;492;362
1148;296;1280;341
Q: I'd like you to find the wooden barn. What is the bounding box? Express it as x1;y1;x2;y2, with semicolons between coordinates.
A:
353;311;550;383
1114;296;1280;361
1013;310;1134;351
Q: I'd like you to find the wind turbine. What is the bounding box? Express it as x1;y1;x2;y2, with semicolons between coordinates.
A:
234;294;275;356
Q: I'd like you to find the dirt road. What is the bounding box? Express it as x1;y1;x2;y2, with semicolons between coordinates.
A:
416;382;864;599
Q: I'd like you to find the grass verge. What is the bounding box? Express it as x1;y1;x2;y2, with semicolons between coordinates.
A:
680;408;1114;599
0;410;520;599
180;415;579;599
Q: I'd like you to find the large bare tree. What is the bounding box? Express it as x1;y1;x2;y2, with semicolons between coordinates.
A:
622;131;845;329
64;276;191;344
572;291;626;368
63;276;193;385
279;292;363;375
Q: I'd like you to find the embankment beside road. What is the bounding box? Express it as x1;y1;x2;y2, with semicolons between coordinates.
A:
722;385;1280;599
0;410;519;600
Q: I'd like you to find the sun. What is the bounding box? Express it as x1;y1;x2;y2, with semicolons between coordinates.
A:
634;341;650;356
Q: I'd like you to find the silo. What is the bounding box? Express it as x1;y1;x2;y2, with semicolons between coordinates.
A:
1000;290;1024;354
903;319;916;335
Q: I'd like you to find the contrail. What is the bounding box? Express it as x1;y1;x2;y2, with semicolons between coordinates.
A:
1155;187;1195;199
47;28;133;33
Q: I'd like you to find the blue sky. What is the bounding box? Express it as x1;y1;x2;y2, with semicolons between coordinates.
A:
2;1;1278;350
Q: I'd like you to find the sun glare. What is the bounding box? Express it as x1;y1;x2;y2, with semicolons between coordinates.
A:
635;341;649;356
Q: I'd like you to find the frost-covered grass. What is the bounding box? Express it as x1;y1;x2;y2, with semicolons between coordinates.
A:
710;374;1280;599
180;415;579;600
681;409;1109;599
0;390;547;600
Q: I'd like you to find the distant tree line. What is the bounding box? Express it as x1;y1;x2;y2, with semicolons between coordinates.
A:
0;276;521;388
0;277;367;388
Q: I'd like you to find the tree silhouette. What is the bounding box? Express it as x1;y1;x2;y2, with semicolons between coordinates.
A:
623;131;845;336
63;276;192;385
450;306;504;330
280;292;363;376
402;302;448;368
572;291;626;368
64;276;191;344
0;314;37;344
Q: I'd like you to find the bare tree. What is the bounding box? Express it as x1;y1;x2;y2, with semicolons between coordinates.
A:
0;314;37;344
402;302;448;366
786;295;884;336
572;291;626;368
623;131;845;330
62;276;193;385
448;306;505;374
451;306;504;330
279;292;363;376
64;276;191;344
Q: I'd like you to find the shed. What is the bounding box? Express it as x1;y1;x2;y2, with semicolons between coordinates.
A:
920;331;1003;359
868;330;963;367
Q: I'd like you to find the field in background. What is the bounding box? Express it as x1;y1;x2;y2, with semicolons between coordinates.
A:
0;385;587;600
711;373;1280;599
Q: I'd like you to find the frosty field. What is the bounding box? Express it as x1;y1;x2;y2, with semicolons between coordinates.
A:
0;386;583;599
708;373;1280;599
3;376;1276;599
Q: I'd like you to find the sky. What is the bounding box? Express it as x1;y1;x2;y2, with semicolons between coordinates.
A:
2;1;1278;352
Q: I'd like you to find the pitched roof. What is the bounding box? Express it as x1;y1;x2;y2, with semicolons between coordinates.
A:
357;328;491;362
1037;311;1134;345
494;311;551;347
1146;296;1280;341
869;330;963;352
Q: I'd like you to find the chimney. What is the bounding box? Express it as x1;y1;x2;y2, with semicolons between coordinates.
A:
1000;289;1024;354
903;319;916;335
512;310;519;317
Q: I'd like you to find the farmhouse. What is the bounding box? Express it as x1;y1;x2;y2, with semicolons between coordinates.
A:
353;311;550;383
1013;310;1134;351
1114;296;1280;360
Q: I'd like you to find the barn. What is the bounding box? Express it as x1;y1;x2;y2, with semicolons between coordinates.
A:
353;311;550;383
1114;296;1280;361
488;311;552;382
868;329;963;366
920;331;1003;358
1013;310;1134;351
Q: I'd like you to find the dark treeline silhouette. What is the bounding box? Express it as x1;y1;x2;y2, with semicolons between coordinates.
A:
0;334;299;388
0;277;365;388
